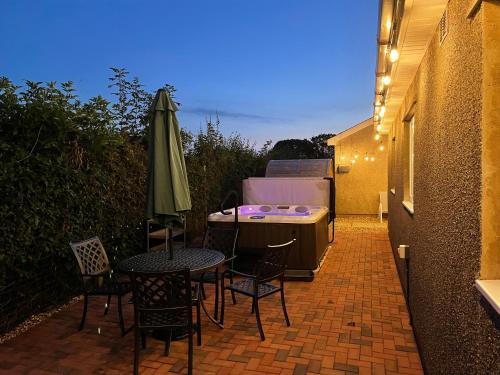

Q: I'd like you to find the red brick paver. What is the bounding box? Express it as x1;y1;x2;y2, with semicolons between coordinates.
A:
0;218;423;374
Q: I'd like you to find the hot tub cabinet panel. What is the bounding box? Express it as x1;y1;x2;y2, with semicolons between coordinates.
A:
208;206;329;280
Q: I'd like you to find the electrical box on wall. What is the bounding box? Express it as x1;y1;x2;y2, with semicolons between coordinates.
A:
337;165;351;174
398;245;409;259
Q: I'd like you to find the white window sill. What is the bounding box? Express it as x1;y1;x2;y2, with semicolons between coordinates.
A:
402;200;414;215
475;280;500;315
390;188;396;195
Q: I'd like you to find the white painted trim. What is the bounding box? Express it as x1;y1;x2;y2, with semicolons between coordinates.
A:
402;200;414;215
327;118;373;146
475;280;500;315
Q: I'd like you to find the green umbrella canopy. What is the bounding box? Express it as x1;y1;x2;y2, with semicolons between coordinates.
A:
146;89;191;226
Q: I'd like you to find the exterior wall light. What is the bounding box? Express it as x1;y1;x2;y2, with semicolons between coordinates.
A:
389;49;399;62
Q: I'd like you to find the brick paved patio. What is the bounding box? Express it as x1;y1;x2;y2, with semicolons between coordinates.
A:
0;216;423;375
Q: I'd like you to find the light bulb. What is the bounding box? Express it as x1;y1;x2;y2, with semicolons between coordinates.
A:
370;157;375;161
390;49;399;62
351;159;356;164
386;19;392;30
382;75;391;86
375;133;381;141
380;106;386;117
379;145;384;151
376;124;382;132
340;155;345;160
364;154;369;161
354;154;359;159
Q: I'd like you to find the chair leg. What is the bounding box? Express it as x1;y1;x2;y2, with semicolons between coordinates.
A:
280;280;290;326
196;299;202;346
201;283;207;300
229;274;237;305
118;295;126;336
188;325;193;375
104;295;111;315
214;269;219;320
253;297;265;341
164;329;172;356
220;284;226;325
79;294;88;331
133;328;140;375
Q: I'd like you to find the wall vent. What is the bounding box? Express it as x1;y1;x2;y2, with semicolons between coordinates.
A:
439;10;448;45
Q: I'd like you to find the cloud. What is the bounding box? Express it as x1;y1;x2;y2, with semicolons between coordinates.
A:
182;106;287;123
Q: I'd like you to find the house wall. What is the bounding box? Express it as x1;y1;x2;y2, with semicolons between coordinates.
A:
387;1;500;374
334;125;387;215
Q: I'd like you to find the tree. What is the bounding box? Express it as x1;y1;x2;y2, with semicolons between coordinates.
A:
310;133;335;158
269;139;317;160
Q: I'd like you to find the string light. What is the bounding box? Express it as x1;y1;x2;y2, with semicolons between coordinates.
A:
379;144;385;151
376;124;382;132
340;155;345;161
390;49;399;62
370;157;375;162
375;133;381;141
364;153;369;161
351;159;356;164
380;106;386;117
386;19;392;30
382;75;391;86
354;152;359;159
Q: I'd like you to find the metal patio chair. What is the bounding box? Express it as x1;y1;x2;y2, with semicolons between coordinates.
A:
69;236;131;335
191;226;239;319
128;269;200;375
220;238;296;340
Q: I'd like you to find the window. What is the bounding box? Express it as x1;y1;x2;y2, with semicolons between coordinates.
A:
408;117;415;203
403;116;415;213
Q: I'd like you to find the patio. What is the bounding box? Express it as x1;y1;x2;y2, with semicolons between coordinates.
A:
0;216;422;375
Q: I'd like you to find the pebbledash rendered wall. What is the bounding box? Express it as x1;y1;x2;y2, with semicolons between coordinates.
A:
387;0;500;374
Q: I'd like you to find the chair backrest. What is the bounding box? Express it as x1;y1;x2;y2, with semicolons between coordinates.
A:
69;236;110;276
128;269;192;328
379;191;388;213
203;226;239;260
254;238;296;281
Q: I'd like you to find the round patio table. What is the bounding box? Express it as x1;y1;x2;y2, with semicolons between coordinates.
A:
117;247;225;329
118;247;224;275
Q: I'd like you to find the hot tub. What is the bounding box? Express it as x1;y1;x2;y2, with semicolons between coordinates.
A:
208;205;329;280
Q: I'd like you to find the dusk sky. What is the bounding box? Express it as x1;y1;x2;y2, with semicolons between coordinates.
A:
0;0;378;147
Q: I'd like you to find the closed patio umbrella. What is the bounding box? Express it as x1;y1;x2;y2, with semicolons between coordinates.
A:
146;89;191;258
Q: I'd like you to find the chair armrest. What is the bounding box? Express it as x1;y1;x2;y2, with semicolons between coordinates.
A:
222;269;256;279
224;256;237;263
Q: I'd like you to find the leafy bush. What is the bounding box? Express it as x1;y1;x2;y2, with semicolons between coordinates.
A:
0;76;148;331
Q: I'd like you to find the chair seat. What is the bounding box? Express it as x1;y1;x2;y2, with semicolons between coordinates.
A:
225;279;280;298
139;309;190;328
88;280;131;296
192;271;229;283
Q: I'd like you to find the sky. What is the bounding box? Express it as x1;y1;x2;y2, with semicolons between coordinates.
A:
0;0;378;147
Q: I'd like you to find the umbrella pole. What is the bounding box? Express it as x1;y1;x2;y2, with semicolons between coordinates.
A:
168;227;174;259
